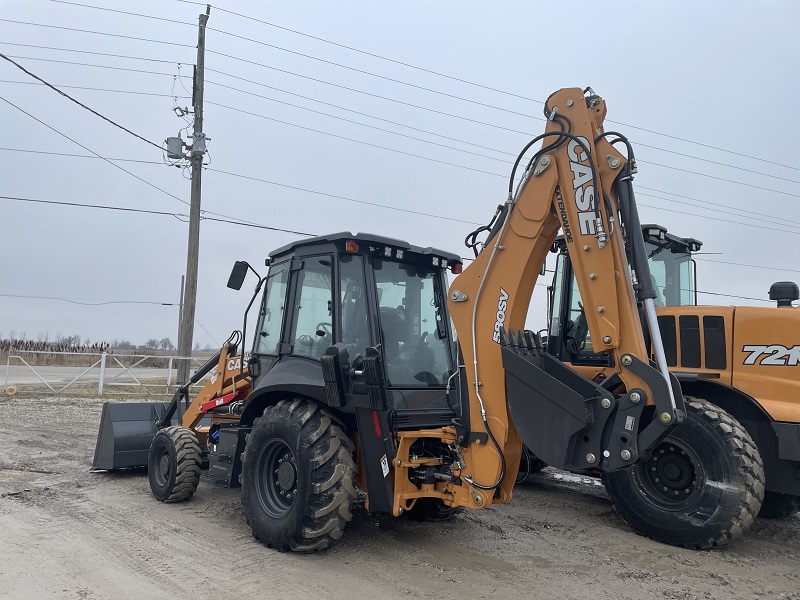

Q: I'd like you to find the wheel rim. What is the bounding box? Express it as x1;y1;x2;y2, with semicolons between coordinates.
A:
255;439;297;518
151;443;170;488
635;438;705;510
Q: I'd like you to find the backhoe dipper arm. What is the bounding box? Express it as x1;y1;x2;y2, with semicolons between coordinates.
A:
447;87;685;508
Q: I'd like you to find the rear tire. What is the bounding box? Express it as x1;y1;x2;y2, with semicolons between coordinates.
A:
759;491;800;519
405;498;461;522
603;397;764;549
241;399;358;552
148;426;201;502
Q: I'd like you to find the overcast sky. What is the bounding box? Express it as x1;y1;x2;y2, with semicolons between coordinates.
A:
1;0;798;350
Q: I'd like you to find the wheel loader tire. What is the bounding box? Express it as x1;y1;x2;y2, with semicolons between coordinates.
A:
148;426;202;502
602;397;765;550
241;398;358;552
758;491;800;519
405;498;462;522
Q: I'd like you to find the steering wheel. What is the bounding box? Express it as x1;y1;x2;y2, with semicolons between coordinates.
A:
315;322;332;336
298;334;315;349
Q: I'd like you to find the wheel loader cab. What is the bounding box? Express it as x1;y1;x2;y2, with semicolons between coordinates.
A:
546;223;699;367
246;233;463;430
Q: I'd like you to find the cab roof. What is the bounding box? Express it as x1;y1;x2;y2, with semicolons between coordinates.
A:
552;224;702;254
269;231;461;264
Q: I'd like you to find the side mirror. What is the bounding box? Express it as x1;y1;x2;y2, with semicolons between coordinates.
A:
227;261;249;290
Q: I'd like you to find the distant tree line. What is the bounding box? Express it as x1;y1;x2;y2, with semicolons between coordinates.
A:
0;331;217;355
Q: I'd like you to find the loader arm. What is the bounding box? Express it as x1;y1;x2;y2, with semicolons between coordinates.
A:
447;87;685;506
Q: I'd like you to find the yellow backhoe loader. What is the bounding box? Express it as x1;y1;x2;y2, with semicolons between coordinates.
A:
93;87;771;551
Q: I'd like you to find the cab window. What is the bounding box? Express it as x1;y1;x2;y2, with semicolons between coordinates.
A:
373;259;452;387
254;263;289;355
289;256;333;360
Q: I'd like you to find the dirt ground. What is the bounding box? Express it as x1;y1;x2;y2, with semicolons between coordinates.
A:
1;395;798;600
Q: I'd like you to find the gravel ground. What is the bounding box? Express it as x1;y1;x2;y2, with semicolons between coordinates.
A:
1;395;798;600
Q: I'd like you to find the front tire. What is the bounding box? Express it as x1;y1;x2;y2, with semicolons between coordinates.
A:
603;397;764;549
148;426;201;502
759;491;800;519
241;399;358;552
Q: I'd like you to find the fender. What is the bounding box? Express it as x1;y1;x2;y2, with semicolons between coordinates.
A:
239;357;332;426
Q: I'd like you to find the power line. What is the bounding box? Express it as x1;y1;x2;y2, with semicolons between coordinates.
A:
1;78;188;99
0;194;186;218
3;194;776;305
0;95;188;205
637;201;800;237
204;76;800;199
0;54;176;77
0;18;194;49
3;144;797;236
694;290;772;304
10;42;796;189
205;168;483;226
0;41;191;65
636;188;800;232
40;0;194;27
204;59;540;136
640;159;800;201
203;61;800;198
6;12;797;174
0;146;163;164
205;97;507;163
172;0;798;173
0;292;177;306
205;77;511;156
0;195;315;237
694;258;800;274
1;52;163;150
174;0;541;105
6;45;797;194
207;100;508;179
202;105;800;232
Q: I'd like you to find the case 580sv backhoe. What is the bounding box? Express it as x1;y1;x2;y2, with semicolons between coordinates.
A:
529;224;800;529
93;87;775;551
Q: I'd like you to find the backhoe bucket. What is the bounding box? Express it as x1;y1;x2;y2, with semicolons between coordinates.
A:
91;401;172;470
500;329;612;471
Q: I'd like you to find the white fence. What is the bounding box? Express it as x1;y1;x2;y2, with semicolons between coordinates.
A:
3;348;211;397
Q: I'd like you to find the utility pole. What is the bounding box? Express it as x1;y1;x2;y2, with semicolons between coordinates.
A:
177;6;210;384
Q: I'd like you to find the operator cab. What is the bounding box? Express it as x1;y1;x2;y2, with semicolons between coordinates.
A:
245;232;463;430
546;224;702;366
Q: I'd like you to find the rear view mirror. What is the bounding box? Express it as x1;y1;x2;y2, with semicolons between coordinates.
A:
227;261;249;290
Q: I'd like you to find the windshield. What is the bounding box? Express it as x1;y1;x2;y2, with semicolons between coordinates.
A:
645;241;694;307
372;259;452;387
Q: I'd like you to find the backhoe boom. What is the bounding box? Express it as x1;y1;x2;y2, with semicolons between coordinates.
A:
447;87;685;507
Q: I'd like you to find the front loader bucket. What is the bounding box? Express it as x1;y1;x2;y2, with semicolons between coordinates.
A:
91;401;173;470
